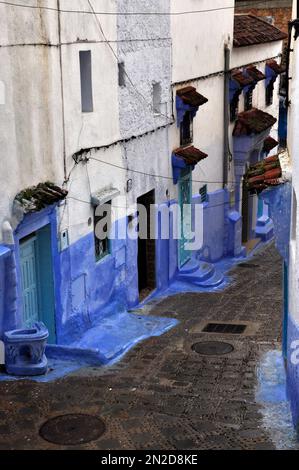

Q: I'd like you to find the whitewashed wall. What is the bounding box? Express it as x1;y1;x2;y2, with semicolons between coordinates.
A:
0;1;64;238
288;0;299;324
170;0;234;197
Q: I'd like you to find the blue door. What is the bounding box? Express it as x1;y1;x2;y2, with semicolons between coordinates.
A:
20;236;39;327
179;170;192;268
20;226;56;343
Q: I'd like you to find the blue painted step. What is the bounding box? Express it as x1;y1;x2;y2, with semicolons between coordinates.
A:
178;261;215;283
194;270;224;288
179;258;200;275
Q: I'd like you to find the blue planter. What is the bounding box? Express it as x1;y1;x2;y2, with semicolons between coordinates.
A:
4;322;49;376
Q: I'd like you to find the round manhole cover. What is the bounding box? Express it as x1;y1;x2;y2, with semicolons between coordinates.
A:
192;341;234;356
39;414;106;445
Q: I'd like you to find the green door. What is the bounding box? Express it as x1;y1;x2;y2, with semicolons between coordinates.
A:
20;235;39;327
20;226;56;343
179;170;192;268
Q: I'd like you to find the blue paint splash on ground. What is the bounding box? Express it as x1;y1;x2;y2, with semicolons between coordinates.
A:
256;350;299;449
0;240;271;383
0;313;178;383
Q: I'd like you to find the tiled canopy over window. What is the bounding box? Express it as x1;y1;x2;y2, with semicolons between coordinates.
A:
233;108;277;137
173;87;208;184
172;147;208;185
176;86;208;127
230;67;265;107
265;59;285;86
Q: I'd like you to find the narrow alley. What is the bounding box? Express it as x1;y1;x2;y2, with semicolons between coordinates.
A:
0;243;296;450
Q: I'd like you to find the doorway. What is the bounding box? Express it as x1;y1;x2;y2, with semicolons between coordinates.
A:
179;169;192;268
19;225;56;343
137;190;156;301
242;177;250;244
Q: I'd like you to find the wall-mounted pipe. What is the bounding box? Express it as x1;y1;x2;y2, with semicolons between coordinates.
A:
223;43;231;189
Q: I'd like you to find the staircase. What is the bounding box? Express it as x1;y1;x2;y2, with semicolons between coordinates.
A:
177;258;224;288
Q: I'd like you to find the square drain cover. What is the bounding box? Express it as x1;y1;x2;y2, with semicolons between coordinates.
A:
202;323;247;334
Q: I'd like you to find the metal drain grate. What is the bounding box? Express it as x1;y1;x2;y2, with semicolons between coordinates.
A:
202;323;247;334
237;263;260;269
192;341;234;356
39;414;106;445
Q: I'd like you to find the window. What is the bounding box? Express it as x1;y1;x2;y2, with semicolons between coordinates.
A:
153;82;161;114
244;88;253;111
230;95;239;122
266;80;275;106
79;50;93;112
180;111;193;146
94;201;111;261
200;184;208;203
118;62;126;87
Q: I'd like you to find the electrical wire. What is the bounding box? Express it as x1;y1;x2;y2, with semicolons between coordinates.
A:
0;1;272;17
0;37;172;48
88;154;274;186
66;188;280;214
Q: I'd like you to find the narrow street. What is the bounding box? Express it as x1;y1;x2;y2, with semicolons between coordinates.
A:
0;243;295;450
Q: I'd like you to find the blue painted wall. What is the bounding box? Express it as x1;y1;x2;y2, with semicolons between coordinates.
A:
0;188;245;348
287;314;299;430
196;190;227;263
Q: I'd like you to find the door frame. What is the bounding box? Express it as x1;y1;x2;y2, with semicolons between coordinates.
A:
137;189;156;300
14;206;59;344
178;169;192;268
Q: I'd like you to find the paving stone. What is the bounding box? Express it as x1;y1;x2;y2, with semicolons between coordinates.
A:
0;243;294;450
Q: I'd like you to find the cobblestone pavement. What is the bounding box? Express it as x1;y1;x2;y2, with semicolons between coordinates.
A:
0;243;292;450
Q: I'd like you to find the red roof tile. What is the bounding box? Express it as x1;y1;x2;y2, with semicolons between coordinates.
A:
246;66;266;82
233;108;277;137
177;86;208;108
266;59;286;74
263;136;279;153
174;146;208;165
234;14;287;47
231;70;255;87
245;155;282;191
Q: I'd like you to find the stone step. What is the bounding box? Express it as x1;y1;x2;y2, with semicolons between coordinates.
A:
194;270;224;288
178;261;215;283
179;258;200;275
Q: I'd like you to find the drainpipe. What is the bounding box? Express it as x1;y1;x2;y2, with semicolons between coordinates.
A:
57;0;67;182
223;43;231;189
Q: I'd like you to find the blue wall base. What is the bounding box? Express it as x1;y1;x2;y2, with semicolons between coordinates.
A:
256;215;274;242
287;314;299;430
47;311;178;366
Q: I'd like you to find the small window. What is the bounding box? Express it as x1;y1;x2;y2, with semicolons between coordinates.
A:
94;201;111;261
153;82;161;114
180;111;193;146
118;62;126;87
79;50;93;113
200;184;208;203
266;80;275;106
230;95;239;122
244;88;253;111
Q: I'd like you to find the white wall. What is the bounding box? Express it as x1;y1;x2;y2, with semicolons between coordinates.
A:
171;0;234;83
58;0;123;245
0;1;64;238
170;0;234;197
288;0;299;323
